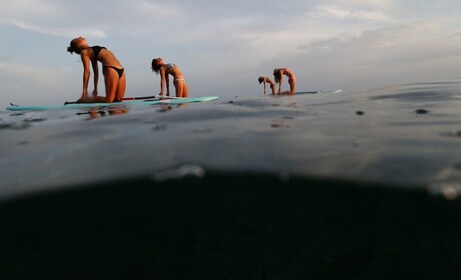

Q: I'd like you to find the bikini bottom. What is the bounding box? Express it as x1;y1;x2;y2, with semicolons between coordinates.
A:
103;66;124;78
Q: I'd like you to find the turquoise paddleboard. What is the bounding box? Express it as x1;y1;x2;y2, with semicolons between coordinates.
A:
262;89;342;96
6;96;219;111
296;89;343;94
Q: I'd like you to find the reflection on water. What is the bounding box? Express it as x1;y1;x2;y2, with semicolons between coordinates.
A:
0;103;191;124
78;103;189;119
158;103;188;112
77;107;130;120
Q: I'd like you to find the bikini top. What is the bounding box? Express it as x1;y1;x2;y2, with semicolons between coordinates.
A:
166;63;176;71
91;46;106;60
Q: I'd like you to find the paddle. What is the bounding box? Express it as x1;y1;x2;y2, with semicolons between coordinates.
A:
123;95;158;100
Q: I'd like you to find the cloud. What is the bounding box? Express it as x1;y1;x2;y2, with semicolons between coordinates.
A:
1;0;109;39
132;1;184;18
0;62;78;105
0;0;59;21
0;62;60;85
313;5;391;21
309;0;396;11
262;18;461;92
10;20;106;38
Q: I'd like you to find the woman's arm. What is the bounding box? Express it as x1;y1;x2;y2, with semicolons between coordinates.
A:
270;84;276;95
80;53;91;100
268;79;277;95
159;68;166;96
91;59;99;96
165;72;170;96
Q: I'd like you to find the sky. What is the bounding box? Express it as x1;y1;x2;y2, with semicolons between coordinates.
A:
1;0;461;105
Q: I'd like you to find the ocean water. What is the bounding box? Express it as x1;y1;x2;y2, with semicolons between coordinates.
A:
1;80;461;279
2;80;461;197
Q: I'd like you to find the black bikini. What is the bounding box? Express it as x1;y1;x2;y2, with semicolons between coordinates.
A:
103;66;125;78
91;46;106;59
91;46;125;78
102;66;125;78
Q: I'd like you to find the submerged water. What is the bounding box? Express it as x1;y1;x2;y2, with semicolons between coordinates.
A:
2;80;461;279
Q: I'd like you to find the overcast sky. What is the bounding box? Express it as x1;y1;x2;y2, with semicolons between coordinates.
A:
1;0;461;105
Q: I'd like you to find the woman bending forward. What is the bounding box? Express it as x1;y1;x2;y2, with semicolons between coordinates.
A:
67;37;126;103
151;57;189;98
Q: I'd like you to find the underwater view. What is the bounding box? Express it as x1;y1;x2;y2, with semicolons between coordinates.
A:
1;80;461;279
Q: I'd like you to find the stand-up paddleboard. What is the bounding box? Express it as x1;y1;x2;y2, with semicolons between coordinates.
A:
262;89;342;96
298;89;342;94
6;96;219;111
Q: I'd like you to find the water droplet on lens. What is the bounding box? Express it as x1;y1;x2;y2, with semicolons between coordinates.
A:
415;109;430;114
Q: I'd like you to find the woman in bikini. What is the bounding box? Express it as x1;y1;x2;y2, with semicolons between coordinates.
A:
258;76;276;95
151;57;189;98
67;37;126;103
273;67;296;95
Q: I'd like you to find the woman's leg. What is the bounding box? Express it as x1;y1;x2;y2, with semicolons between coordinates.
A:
104;68;119;103
183;82;189;97
289;78;296;94
174;80;184;97
115;72;126;102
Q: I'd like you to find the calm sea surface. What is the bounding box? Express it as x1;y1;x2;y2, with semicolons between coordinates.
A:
2;80;461;198
1;80;461;279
